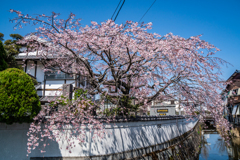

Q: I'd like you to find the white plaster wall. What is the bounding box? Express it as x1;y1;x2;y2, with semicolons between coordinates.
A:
37;90;43;97
26;61;35;77
66;80;75;85
45;81;65;85
42;84;63;89
0;123;61;160
24;60;44;83
44;81;75;88
42;91;62;96
0;118;198;160
36;61;44;83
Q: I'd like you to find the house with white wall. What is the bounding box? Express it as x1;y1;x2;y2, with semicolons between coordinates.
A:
15;51;91;104
223;70;240;123
150;100;199;116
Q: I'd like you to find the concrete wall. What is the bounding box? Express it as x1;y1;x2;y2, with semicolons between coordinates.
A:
0;117;198;160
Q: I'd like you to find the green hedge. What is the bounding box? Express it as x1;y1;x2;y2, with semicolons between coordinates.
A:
0;68;41;124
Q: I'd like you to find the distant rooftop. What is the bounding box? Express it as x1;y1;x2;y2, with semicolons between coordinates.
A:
226;70;240;82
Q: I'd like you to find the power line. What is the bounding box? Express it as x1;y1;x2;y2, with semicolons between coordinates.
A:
111;0;122;20
139;0;156;23
113;0;125;21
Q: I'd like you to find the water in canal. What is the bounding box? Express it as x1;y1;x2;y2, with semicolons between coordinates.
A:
199;125;240;160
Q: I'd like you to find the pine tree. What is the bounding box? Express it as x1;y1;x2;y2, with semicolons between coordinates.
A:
0;41;8;71
0;32;4;41
4;33;23;68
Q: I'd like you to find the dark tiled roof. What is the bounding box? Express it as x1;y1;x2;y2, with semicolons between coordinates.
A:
226;70;240;82
15;55;56;60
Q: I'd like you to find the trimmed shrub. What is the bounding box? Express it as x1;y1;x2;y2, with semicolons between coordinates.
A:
31;77;38;85
0;68;41;124
28;74;38;85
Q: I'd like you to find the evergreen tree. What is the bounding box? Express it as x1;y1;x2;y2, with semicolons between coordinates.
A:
0;33;4;41
4;34;23;68
0;41;8;71
0;33;24;68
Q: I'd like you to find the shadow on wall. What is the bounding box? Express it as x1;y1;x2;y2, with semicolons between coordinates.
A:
86;118;196;158
0;123;61;160
0;118;197;160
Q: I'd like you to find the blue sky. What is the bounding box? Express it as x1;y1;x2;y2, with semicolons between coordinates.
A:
1;0;240;80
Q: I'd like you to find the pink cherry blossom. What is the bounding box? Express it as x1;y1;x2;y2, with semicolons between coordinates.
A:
10;10;232;155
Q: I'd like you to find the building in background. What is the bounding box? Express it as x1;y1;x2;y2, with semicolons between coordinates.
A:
15;51;92;105
150;100;177;116
223;70;240;125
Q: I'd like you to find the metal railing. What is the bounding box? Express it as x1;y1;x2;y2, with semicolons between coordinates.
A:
45;73;74;80
85;115;195;123
42;106;196;123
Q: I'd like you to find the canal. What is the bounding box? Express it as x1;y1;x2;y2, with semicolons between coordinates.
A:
199;125;240;160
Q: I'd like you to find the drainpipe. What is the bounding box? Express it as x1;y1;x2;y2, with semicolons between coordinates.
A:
34;61;37;78
75;74;77;87
25;60;28;72
43;74;46;97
